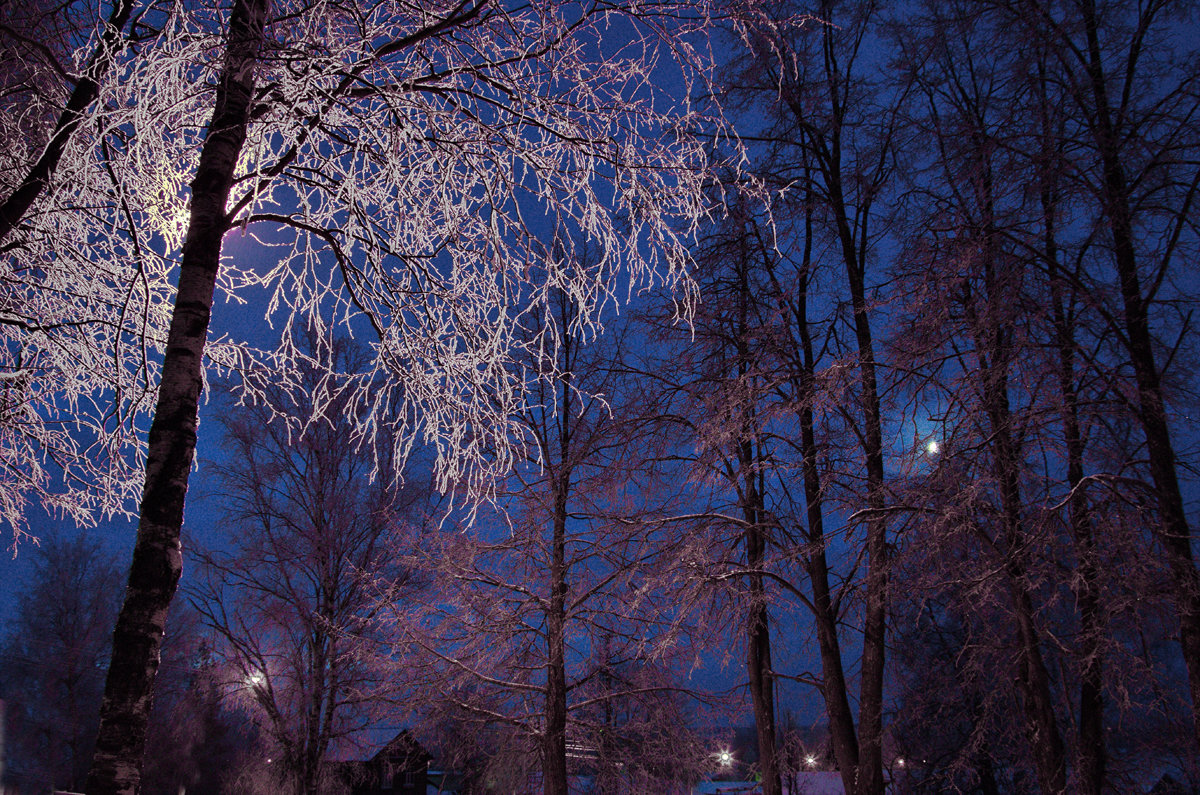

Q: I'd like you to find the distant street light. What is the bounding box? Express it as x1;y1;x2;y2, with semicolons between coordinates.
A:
715;749;734;769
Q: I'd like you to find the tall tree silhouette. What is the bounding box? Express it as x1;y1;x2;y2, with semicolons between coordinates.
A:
190;333;426;795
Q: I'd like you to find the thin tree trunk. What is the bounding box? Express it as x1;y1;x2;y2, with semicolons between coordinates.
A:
1049;265;1107;795
1076;0;1200;749
967;268;1067;795
814;22;890;783
733;254;780;795
806;553;858;788
973;303;1068;792
977;341;1067;794
0;0;135;244
832;173;888;795
790;214;859;792
771;8;891;788
1041;125;1106;792
744;467;780;795
85;1;267;792
303;633;330;795
747;593;778;795
957;118;1068;792
543;503;568;795
543;370;571;795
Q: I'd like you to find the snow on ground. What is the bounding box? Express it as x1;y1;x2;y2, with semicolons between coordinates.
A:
786;773;846;794
694;772;845;795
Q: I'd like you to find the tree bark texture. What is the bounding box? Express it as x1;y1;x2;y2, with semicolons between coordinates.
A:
85;1;267;792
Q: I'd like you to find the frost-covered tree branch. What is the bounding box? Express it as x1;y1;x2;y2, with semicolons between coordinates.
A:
0;0;737;548
0;0;746;791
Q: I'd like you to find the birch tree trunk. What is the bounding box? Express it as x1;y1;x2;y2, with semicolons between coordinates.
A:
85;1;267;792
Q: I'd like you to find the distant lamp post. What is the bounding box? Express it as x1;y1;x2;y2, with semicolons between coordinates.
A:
804;754;817;769
715;749;734;769
245;669;266;690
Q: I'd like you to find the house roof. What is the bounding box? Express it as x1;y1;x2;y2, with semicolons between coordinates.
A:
371;729;433;766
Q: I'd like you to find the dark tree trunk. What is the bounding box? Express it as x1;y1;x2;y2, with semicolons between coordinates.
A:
1009;586;1067;795
947;108;1068;793
790;213;859;792
543;499;569;795
747;594;778;795
976;317;1067;794
965;249;1067;794
762;5;892;788
745;483;779;795
807;551;859;794
831;167;888;795
1040;101;1107;790
0;0;135;244
974;321;1067;794
85;1;268;792
1076;0;1200;749
1049;250;1107;795
732;254;780;795
543;369;572;795
977;748;1000;795
809;16;890;785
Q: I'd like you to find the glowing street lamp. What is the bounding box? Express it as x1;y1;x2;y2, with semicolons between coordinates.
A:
245;669;266;690
715;749;734;769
